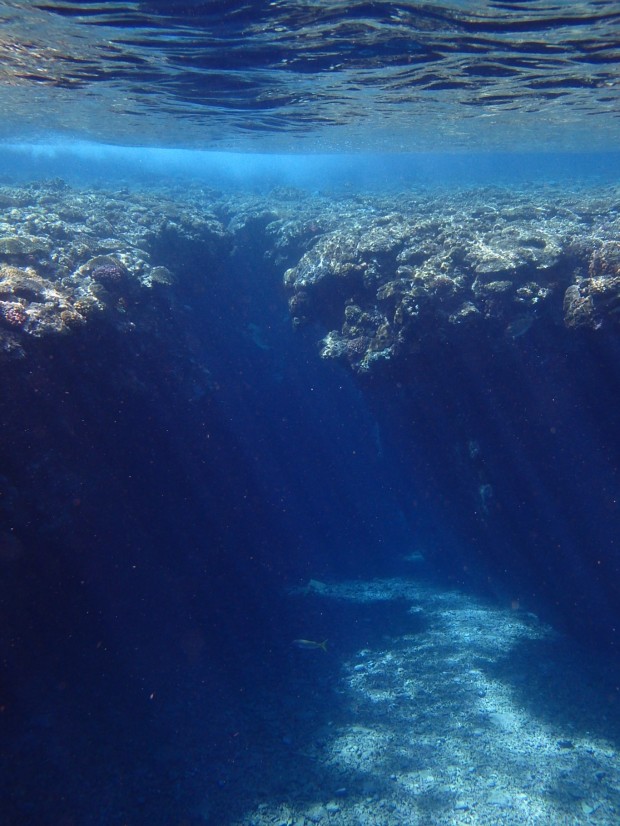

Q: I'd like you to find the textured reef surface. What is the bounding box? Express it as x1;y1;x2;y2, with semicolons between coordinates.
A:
1;180;617;369
284;186;620;374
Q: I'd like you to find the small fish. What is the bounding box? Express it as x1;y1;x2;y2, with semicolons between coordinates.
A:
293;639;328;652
505;314;534;339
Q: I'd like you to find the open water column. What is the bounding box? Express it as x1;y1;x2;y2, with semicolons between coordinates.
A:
0;3;619;825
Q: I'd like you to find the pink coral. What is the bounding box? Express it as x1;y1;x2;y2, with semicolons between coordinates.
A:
3;306;27;327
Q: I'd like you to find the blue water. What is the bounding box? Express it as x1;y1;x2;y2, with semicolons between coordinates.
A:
0;2;619;825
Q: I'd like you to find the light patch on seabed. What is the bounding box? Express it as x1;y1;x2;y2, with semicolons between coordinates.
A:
234;576;620;825
327;726;392;772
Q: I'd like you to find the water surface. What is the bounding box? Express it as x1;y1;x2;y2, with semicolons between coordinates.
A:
0;1;618;150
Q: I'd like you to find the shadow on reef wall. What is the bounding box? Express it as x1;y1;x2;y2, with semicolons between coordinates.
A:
362;324;620;648
0;321;306;822
1;180;620;822
281;182;620;651
0;184;411;823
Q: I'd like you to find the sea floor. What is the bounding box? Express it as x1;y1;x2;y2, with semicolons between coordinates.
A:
215;573;620;826
5;567;620;824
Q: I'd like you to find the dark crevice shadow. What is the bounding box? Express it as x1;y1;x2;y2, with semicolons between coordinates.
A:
479;633;620;749
197;591;430;823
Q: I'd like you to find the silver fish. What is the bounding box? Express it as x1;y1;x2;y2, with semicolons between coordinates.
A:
293;639;328;651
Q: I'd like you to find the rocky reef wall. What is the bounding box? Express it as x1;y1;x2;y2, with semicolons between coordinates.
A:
0;179;618;666
282;182;620;644
284;186;620;372
0;179;415;821
0;178;619;819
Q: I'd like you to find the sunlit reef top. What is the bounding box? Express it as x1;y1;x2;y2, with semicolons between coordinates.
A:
0;1;618;152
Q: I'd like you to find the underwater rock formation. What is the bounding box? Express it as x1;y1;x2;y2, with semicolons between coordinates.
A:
0;178;618;776
564;240;620;330
0;180;616;374
0;181;332;362
1;179;619;825
284;186;620;373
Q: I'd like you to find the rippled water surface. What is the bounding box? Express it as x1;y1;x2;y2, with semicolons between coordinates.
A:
1;1;619;150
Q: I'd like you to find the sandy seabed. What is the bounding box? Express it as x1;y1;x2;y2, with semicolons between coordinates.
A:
219;572;620;826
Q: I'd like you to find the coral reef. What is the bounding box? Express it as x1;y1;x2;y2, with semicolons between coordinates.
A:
0;179;617;374
564;241;620;330
283;185;620;373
